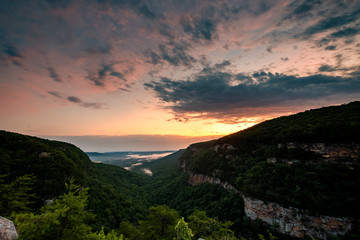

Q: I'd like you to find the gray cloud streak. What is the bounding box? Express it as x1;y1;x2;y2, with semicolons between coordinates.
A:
145;64;360;122
48;91;107;109
48;67;62;82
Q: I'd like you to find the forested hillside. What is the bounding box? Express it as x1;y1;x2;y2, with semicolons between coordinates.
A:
178;101;360;238
0;130;148;232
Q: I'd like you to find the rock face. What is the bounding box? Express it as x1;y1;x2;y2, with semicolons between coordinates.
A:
244;197;352;239
189;173;239;194
0;217;18;240
187;172;354;239
276;143;360;165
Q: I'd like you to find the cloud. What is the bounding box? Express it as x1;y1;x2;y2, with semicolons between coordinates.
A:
180;14;218;41
1;43;24;66
48;91;106;109
48;67;62;82
85;45;112;55
330;27;360;38
145;66;360;122
302;9;360;38
325;45;336;50
48;91;62;98
137;3;158;20
284;0;322;20
2;43;23;58
87;63;126;87
144;41;196;67
318;65;336;72
46;0;73;9
67;96;82;103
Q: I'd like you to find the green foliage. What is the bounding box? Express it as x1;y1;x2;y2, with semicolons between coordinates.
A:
0;174;36;217
118;221;141;240
0;130;90;208
259;231;278;240
13;179;95;240
139;205;180;240
86;163;148;232
91;228;124;240
174;218;193;240
188;210;238;240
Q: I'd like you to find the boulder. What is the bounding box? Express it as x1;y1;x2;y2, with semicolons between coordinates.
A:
0;217;18;240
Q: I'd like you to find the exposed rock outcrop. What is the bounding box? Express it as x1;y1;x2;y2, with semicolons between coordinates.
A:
0;217;18;240
189;173;239;194
187;172;355;239
244;197;353;239
269;143;360;166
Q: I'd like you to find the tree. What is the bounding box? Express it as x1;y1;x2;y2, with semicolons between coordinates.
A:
0;174;36;217
188;210;238;240
118;221;141;240
175;217;193;240
139;205;180;240
91;228;124;240
13;179;96;240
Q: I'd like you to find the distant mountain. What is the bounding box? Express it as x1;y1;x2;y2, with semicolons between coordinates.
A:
178;101;360;238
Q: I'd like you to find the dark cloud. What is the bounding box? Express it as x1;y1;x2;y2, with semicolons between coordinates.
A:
316;37;331;47
214;60;231;70
330;27;360;38
144;41;196;67
46;0;73;9
67;96;82;103
137;3;157;20
85;45;112;55
200;60;231;74
48;91;62;98
48;67;62;82
110;71;124;79
293;2;315;15
87;63;126;87
295;0;321;15
48;92;106;109
318;64;336;72
144;49;161;65
144;68;360;122
181;15;218;41
2;43;23;58
325;45;336;50
80;102;106;109
302;9;360;38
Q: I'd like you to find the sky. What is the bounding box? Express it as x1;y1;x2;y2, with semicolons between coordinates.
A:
1;0;360;151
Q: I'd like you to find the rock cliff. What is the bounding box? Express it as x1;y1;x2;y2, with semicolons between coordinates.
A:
244;197;352;239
